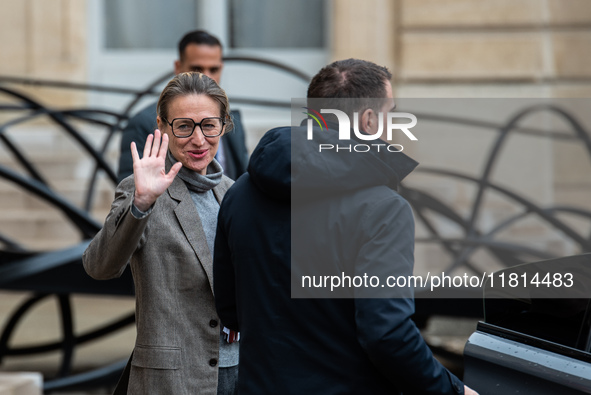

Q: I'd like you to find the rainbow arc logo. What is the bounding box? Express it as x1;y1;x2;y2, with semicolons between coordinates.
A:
302;107;328;131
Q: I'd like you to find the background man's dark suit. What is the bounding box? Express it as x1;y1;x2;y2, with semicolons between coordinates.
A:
117;102;249;182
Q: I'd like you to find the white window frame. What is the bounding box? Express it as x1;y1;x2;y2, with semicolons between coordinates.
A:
86;0;331;133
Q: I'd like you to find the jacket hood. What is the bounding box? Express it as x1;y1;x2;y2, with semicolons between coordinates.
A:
292;123;418;198
248;127;292;201
248;124;418;201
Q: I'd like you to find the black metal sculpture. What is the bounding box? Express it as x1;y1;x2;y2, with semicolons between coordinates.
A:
1;59;591;391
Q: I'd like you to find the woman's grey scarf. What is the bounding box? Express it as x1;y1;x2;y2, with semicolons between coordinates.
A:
169;151;223;192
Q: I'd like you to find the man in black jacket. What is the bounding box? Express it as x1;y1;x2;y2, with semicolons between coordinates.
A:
213;59;478;395
118;30;248;182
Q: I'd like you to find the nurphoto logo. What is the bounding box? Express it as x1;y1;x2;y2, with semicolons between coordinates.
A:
303;107;418;153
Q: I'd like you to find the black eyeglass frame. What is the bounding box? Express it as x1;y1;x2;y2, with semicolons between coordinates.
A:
162;117;226;138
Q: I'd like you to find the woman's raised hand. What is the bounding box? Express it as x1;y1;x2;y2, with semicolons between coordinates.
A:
131;129;182;211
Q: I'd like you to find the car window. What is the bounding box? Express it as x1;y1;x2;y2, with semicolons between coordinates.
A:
483;253;591;351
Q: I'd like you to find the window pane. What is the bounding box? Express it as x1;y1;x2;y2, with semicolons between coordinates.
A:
230;0;326;49
104;0;198;49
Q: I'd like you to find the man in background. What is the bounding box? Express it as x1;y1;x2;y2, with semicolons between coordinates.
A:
118;30;249;182
213;58;478;395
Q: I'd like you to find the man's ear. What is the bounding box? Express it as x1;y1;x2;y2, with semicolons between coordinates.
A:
174;60;181;75
156;116;164;131
359;108;375;133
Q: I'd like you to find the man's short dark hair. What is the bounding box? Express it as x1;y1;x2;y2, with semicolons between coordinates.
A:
178;30;223;59
308;59;392;99
307;58;392;117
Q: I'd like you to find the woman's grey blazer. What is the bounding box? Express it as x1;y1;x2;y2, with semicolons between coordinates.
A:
83;161;233;395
